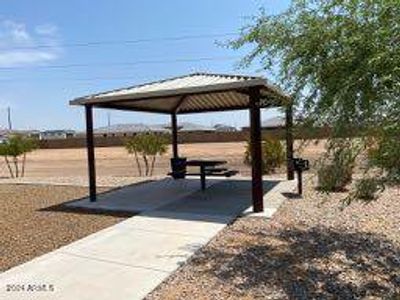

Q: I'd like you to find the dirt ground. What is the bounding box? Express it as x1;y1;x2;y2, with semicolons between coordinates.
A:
0;184;125;272
0;141;327;179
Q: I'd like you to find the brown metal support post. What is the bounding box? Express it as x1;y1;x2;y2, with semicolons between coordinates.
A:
285;102;295;180
171;113;178;159
85;105;97;202
249;87;264;212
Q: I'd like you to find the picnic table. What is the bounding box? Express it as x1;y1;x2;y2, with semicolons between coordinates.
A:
186;159;236;190
169;158;239;190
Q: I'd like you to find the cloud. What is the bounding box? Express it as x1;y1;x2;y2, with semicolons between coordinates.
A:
35;23;58;36
0;19;61;67
0;50;57;66
1;20;32;43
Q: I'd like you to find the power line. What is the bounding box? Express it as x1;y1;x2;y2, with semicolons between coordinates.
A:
0;75;136;83
0;55;240;71
0;32;237;51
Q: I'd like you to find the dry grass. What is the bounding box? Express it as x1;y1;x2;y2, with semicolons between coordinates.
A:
146;179;400;299
0;184;126;272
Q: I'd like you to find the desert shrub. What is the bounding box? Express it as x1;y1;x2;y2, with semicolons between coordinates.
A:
244;137;285;174
317;163;352;192
353;178;385;201
317;141;359;192
367;125;400;185
0;134;37;178
125;133;168;176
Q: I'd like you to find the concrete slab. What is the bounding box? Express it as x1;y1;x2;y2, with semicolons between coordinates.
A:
243;179;297;218
0;212;225;300
0;252;166;300
66;178;218;213
158;179;278;216
59;225;210;273
0;177;294;300
117;212;230;235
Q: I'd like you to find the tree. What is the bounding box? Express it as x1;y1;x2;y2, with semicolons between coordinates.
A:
125;136;143;176
0;135;38;178
231;0;400;200
125;133;168;176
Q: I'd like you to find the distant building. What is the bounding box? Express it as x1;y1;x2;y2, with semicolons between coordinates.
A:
213;124;237;132
0;135;7;144
174;122;215;132
92;122;221;137
0;128;9;143
39;130;75;140
261;116;286;129
242;115;286;131
94;123;169;137
0;129;41;141
22;130;41;139
0;129;75;141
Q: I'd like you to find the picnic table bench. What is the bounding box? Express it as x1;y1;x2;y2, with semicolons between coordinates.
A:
168;158;239;190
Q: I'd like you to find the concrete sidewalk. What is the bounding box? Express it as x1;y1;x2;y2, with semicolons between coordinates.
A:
0;178;295;300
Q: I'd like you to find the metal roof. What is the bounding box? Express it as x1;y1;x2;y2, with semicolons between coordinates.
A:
214;124;237;132
41;129;76;134
176;122;215;132
70;72;289;114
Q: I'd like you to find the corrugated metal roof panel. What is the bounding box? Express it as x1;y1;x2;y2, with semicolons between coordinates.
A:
70;72;289;113
83;73;256;100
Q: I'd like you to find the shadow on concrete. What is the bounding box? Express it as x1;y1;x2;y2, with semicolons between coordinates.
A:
40;202;139;218
41;178;280;223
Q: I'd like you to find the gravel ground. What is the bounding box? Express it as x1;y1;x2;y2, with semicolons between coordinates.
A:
146;177;400;300
0;184;126;272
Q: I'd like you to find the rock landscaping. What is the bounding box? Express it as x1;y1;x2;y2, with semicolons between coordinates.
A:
146;178;400;299
0;184;126;271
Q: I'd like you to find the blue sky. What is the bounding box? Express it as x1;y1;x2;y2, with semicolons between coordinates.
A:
0;0;290;131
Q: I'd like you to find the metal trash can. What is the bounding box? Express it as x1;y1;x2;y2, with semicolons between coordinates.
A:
170;157;187;179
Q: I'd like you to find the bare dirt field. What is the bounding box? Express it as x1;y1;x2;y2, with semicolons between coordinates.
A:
0;141;327;179
0;184;125;272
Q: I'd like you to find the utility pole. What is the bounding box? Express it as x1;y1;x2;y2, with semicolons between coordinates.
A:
107;112;111;127
7;107;12;130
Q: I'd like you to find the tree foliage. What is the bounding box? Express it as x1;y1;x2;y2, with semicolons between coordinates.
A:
367;124;400;184
231;0;400;199
125;133;168;176
0;135;38;178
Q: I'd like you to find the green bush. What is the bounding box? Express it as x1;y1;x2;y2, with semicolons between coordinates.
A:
0;134;38;178
353;178;385;201
317;163;353;192
125;133;168;176
367;125;400;185
317;143;358;192
244;138;285;174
